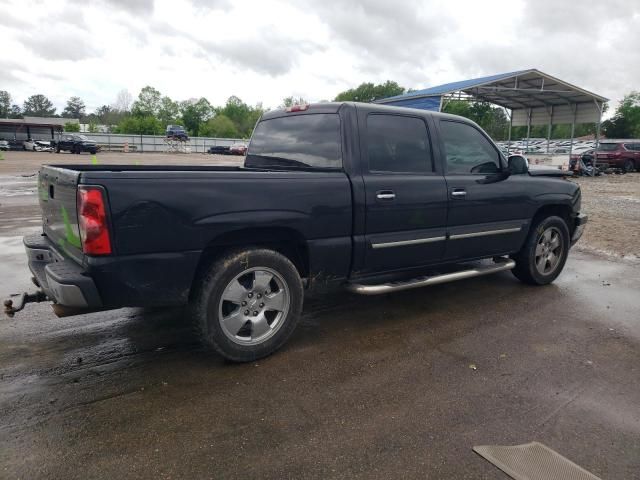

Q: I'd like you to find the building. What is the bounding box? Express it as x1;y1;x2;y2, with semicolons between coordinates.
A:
0;117;79;141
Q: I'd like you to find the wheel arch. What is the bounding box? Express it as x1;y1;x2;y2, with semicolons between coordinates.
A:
530;203;574;236
189;226;310;298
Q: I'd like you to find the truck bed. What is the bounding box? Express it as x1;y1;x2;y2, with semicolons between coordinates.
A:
37;163;354;307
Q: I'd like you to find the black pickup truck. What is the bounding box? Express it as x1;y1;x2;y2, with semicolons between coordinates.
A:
12;102;587;361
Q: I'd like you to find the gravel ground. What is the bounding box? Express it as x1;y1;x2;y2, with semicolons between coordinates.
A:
573;173;640;260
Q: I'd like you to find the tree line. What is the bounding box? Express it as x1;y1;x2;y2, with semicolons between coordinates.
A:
1;84;639;140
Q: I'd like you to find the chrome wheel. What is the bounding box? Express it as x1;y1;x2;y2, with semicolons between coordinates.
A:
535;227;563;275
218;267;290;346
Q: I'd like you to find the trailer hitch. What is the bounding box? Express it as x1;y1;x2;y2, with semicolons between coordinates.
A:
4;291;48;317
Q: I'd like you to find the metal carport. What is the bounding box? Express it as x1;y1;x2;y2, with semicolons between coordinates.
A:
0;117;78;142
376;69;608;153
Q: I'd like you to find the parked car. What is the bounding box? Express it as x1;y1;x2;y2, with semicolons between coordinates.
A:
230;143;248;155
595;141;640;172
11;102;587;362
23;139;53;152
0;140;8;151
207;145;231;155
7;140;24;151
52;134;98;154
166;125;189;141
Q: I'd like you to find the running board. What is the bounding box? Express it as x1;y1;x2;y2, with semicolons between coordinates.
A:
346;258;516;295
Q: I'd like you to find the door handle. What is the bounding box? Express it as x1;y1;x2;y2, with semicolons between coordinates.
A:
451;188;467;198
376;190;396;200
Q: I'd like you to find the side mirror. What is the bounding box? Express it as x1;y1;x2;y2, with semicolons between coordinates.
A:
508;155;529;175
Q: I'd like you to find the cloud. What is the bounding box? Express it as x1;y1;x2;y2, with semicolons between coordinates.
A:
2;0;639;114
69;0;155;14
200;30;323;76
522;0;638;33
0;64;21;86
20;26;103;61
301;0;450;65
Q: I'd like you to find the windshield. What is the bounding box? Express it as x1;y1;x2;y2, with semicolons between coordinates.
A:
597;143;619;151
77;135;89;141
246;114;342;170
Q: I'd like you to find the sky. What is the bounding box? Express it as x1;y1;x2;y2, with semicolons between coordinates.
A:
1;0;639;114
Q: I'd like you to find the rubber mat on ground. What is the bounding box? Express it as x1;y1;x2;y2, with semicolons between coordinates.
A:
473;442;601;480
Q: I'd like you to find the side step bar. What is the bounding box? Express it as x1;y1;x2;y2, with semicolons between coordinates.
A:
346;258;516;295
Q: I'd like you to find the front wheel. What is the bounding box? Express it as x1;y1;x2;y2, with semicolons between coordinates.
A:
511;215;570;285
623;159;635;173
191;248;304;362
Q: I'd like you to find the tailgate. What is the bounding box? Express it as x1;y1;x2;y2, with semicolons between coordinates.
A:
39;166;84;263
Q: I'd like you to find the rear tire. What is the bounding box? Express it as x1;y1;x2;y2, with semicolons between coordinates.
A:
190;248;304;362
511;215;570;285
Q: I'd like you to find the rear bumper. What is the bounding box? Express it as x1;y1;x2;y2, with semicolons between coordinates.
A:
24;234;102;308
24;233;201;309
571;213;588;246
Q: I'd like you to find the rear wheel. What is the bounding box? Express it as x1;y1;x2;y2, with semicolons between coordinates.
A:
623;159;635;173
191;248;304;362
511;215;570;285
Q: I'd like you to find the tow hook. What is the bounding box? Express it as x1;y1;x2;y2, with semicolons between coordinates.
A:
3;291;48;317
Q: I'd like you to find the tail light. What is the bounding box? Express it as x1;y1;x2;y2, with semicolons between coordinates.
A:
77;186;112;255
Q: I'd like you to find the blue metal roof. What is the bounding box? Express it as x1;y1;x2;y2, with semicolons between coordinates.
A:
379;96;442;112
378;69;532;102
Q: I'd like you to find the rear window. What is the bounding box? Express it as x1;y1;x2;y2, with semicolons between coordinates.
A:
246;114;342;169
597;143;619;151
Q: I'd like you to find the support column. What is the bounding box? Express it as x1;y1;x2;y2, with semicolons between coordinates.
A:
569;104;577;157
594;100;603;153
525;108;532;151
507;109;513;154
546;106;553;153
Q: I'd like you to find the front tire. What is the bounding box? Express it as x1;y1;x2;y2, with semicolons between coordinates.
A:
191;248;304;362
511;215;570;285
623;159;635;173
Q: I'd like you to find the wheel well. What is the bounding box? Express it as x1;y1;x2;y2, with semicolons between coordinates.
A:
190;227;309;296
532;204;573;234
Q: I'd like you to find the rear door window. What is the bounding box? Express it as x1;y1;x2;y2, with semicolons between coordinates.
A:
440;120;501;174
366;114;433;173
597;143;619;151
246;114;342;169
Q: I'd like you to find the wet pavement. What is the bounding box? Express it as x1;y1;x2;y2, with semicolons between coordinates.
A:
1;153;639;479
